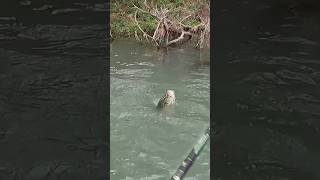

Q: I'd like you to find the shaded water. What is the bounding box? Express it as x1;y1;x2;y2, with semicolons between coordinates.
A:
110;40;210;180
0;1;107;179
214;0;320;179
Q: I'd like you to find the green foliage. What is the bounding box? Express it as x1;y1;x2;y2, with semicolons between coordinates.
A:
138;14;158;33
111;20;134;36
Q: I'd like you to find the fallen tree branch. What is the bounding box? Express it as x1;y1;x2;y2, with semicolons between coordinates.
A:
166;31;192;47
152;21;161;39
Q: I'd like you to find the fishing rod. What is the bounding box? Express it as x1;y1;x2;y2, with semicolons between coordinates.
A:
170;127;210;180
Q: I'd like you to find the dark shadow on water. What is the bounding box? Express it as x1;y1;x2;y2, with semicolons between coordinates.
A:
213;0;320;179
0;0;108;179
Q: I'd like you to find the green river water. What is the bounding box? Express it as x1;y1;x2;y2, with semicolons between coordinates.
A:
110;40;210;180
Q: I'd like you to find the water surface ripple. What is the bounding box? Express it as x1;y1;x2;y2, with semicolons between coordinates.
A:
0;1;107;179
214;1;320;179
111;40;210;180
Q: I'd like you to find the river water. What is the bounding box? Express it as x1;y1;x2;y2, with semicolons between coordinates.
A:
0;1;108;179
2;0;320;180
110;40;210;180
213;0;320;179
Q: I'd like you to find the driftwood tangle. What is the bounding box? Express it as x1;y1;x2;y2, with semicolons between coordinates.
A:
133;0;210;49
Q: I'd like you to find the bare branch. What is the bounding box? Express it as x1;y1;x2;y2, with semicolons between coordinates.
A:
134;10;159;47
166;31;192;46
132;3;148;14
153;21;161;39
109;30;113;39
144;0;151;10
132;3;157;17
134;11;152;39
179;14;192;23
134;30;140;41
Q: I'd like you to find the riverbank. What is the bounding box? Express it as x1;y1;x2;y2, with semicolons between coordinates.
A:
110;0;209;48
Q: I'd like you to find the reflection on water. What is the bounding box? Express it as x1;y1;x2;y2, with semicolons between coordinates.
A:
110;40;210;180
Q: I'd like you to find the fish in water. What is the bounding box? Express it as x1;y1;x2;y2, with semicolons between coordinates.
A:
157;89;176;109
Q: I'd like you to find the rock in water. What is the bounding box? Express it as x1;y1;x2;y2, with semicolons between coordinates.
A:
157;90;176;109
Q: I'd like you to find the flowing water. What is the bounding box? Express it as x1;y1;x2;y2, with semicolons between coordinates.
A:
213;0;320;179
110;40;210;180
0;1;107;179
3;0;320;180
